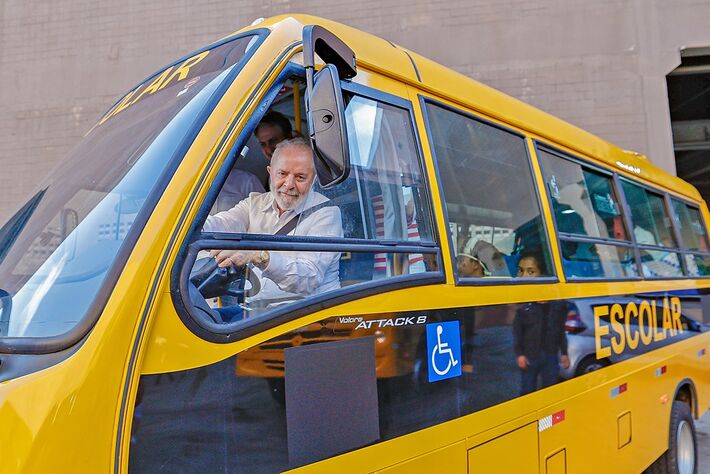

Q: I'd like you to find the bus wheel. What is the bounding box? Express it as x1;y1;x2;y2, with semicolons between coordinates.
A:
574;356;609;376
647;401;697;474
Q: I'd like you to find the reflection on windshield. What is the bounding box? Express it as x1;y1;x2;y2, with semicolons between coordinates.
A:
0;35;259;339
346;96;379;168
0;189;46;264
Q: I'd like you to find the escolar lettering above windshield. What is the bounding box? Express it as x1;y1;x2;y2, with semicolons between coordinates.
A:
97;50;211;127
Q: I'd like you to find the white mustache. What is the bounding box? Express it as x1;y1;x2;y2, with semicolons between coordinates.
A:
278;188;299;197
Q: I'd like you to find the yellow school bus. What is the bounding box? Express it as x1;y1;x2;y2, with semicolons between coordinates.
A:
1;14;709;474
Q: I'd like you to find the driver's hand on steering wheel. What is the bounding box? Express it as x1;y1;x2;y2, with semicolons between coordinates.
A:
209;249;269;270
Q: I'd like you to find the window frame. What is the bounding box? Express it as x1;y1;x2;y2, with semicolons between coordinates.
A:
669;198;706;251
535;141;643;282
535;137;710;281
619;177;680;249
667;195;710;276
171;69;445;343
420;96;558;286
617;176;690;279
537;144;633;245
338;81;439;245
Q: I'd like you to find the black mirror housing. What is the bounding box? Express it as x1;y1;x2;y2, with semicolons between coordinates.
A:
308;64;350;188
303;25;356;188
303;25;357;80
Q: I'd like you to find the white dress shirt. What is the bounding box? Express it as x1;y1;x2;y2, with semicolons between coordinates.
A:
204;190;343;306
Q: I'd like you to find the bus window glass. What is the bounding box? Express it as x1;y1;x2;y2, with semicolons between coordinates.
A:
686;254;710;276
638;249;684;278
0;36;259;339
192;92;437;325
671;200;709;252
424;102;551;278
207;92;434;244
332;94;434;243
621;181;677;248
560;242;636;279
538;150;627;241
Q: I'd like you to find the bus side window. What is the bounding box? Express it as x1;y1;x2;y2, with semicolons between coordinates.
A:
423;102;553;279
670;199;710;276
311;93;436;278
621;181;684;278
537;148;637;279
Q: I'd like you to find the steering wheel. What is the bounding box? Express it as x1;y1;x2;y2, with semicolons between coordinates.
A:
189;257;261;304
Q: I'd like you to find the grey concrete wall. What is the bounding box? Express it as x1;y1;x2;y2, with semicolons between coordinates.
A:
2;0;710;221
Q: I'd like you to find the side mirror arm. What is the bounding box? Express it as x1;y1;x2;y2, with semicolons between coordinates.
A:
303;25;357;81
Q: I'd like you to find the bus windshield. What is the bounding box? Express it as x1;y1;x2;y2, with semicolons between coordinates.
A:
0;34;261;340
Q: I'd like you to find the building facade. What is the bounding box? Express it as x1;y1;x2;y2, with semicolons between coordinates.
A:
1;0;709;221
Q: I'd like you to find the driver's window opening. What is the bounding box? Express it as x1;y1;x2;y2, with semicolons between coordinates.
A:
190;77;438;324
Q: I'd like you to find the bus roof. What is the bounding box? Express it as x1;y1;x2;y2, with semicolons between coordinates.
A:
234;14;702;202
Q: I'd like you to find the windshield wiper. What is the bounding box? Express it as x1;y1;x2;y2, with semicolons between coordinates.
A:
0;188;47;264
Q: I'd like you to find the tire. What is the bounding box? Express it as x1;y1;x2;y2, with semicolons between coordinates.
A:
646;401;697;474
574;356;609;377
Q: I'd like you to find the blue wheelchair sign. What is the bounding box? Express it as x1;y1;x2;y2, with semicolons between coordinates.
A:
426;321;461;382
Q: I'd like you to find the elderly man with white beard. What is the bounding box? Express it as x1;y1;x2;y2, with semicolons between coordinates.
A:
203;138;343;305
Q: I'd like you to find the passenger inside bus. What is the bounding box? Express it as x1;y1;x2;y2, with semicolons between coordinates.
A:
453;223;550;279
456;252;486;277
255;111;298;161
210;168;265;214
516;251;547;277
192;78;437;321
210;111;296;214
203;138;343;320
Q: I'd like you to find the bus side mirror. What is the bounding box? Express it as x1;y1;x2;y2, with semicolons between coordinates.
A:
303;25;357;188
308;64;349;188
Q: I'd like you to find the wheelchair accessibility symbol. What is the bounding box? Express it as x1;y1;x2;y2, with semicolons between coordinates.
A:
426;321;462;382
